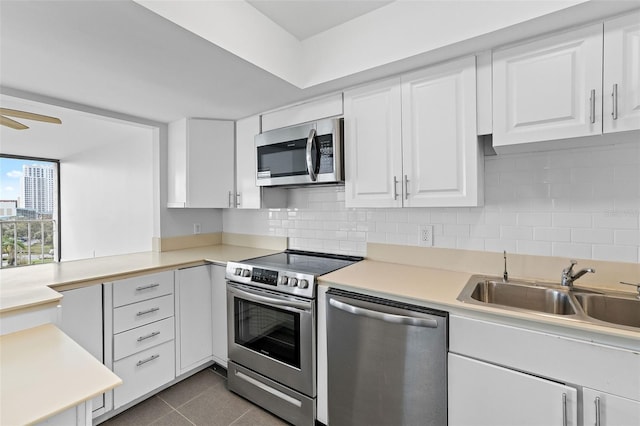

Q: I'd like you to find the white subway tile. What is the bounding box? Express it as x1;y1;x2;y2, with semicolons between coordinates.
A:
500;226;533;240
571;229;613;244
366;232;387;243
593;212;638;229
457;210;484;225
398;223;419;235
430;209;458;224
592;245;638;263
552;212;592;228
485;211;517;226
516;184;551;199
376;222;398;233
500;171;533;185
614;229;640;246
470;225;501;239
386;210;408;223
408;209;430;224
517;212;551;227
347;231;366;242
534;227;571;242
444;224;470;237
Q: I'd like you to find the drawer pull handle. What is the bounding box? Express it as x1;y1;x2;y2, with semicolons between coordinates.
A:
136;307;160;316
136;354;159;367
137;331;160;342
562;393;567;426
595;396;601;426
135;283;160;291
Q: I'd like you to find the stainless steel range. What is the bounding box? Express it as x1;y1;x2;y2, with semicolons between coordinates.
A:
226;250;362;426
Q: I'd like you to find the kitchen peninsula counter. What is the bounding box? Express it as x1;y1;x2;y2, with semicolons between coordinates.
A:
0;244;280;314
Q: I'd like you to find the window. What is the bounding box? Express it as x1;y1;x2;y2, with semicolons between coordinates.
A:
0;154;60;268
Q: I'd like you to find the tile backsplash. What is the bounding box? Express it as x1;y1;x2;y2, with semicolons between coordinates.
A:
223;141;640;262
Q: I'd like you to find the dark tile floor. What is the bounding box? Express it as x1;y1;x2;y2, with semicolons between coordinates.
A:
101;366;288;426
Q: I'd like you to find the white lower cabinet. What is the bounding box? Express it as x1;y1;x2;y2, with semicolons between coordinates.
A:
211;264;228;367
37;401;91;426
105;271;176;410
448;353;578;426
59;285;107;417
583;388;640;426
175;265;214;375
449;315;640;426
113;340;175;409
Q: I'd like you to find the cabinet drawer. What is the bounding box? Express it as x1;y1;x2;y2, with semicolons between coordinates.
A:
113;271;173;307
114;317;175;361
113;340;175;409
113;294;174;334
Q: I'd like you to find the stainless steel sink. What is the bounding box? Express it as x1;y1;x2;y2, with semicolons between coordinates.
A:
468;280;576;315
457;276;640;331
573;293;640;329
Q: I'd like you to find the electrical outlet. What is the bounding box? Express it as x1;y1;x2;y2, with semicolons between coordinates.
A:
193;223;201;235
418;225;433;247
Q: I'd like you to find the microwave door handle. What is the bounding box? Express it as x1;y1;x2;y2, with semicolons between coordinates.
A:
305;128;318;181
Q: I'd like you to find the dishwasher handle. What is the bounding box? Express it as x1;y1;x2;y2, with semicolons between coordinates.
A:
329;298;438;328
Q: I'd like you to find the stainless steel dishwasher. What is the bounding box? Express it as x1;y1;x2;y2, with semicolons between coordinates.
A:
326;288;448;426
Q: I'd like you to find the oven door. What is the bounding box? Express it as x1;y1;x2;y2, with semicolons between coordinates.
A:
227;282;316;397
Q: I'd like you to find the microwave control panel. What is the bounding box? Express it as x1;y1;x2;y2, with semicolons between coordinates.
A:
317;134;334;173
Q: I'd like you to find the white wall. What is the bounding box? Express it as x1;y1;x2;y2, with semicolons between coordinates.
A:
223;141;640;263
60;134;154;261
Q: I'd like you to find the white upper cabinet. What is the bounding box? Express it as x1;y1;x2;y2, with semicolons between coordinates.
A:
234;115;262;209
234;115;286;209
493;11;640;150
344;56;482;208
493;23;603;148
168;118;235;208
402;56;482;207
261;93;343;132
344;77;403;208
603;11;640;134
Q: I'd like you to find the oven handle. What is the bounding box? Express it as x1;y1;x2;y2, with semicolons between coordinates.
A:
305;128;318;182
228;284;312;312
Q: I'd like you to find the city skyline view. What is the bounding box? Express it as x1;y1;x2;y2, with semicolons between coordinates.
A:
0;156;57;210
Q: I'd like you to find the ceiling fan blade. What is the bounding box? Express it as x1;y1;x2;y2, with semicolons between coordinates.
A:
0;115;29;130
0;108;61;124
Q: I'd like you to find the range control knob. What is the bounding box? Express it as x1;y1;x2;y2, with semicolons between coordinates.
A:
298;279;309;289
278;275;289;286
234;268;242;276
241;269;251;277
288;277;298;287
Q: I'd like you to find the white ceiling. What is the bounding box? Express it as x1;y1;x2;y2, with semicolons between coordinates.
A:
246;0;395;40
0;95;153;160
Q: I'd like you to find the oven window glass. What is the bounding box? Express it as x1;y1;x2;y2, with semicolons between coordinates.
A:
257;138;311;177
234;298;301;368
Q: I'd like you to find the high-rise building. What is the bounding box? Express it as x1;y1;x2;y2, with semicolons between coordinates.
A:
20;164;55;214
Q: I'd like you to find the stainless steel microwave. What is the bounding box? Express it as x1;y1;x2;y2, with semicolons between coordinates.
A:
255;118;343;187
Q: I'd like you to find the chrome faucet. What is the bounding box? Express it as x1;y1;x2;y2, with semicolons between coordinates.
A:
560;260;595;288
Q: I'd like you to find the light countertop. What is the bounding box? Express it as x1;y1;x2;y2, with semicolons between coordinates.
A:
0;244;279;314
320;260;640;345
0;323;122;426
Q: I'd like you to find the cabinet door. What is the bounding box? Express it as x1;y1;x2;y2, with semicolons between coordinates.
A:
493;23;603;147
401;55;482;207
448;353;578;426
59;286;105;416
168;118;235;208
344;77;403;208
235;115;262;209
175;265;213;375
583;388;640;426
211;264;228;367
604;11;640;134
